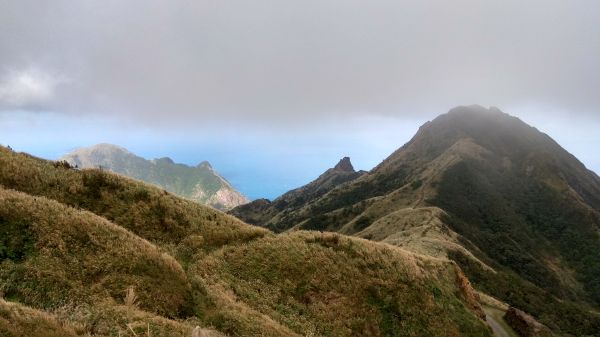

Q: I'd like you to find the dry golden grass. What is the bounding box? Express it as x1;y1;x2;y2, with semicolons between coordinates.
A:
354;206;494;272
0;298;79;337
124;287;139;308
0;146;493;336
193;231;492;337
0;146;268;254
54;300;226;337
0;188;192;318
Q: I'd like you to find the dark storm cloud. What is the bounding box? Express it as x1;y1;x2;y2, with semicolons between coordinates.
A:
1;0;599;123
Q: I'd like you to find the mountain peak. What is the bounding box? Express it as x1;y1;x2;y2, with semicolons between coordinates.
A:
88;143;131;153
334;157;354;172
447;104;502;115
197;160;212;169
440;105;523;127
154;157;175;164
400;105;544;160
62;143;135;167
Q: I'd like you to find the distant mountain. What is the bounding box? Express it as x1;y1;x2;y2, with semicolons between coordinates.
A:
61;143;248;210
230;105;600;336
230;156;365;231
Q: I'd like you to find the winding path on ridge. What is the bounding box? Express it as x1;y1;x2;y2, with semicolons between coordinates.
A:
486;313;510;337
483;306;518;337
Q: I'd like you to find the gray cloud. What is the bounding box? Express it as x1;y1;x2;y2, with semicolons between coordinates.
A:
1;0;599;124
0;67;67;110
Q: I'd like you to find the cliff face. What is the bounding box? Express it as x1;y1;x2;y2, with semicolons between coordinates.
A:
61;143;248;210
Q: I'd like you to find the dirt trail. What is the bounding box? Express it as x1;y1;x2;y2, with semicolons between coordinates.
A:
483;306;518;337
486;313;511;337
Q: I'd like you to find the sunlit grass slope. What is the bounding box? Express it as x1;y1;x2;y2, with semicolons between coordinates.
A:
195;232;491;337
0;146;268;253
0;146;492;336
0;188;191;317
0;298;79;337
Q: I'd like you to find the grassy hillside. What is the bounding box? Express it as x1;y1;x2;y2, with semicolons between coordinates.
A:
0;299;78;337
0;298;224;337
195;232;491;337
0;145;492;336
0;187;226;336
0;188;191;317
0;146;268;253
434;159;600;335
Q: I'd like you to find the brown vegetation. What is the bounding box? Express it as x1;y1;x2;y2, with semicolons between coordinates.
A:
0;145;492;336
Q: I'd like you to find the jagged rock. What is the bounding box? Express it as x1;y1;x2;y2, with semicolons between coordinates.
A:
504;307;554;337
334;157;354;172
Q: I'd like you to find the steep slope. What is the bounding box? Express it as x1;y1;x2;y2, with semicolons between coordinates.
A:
0;146;492;336
0;187;226;337
0;145;267;250
0;188;191;317
231;106;600;336
195;231;491;337
230;157;365;231
61;143;248;210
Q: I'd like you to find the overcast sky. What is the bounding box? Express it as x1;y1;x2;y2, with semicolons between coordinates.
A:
1;1;599;199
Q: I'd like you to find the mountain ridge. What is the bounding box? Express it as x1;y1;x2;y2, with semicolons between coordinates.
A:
61;143;249;210
229;156;366;231
230;105;600;336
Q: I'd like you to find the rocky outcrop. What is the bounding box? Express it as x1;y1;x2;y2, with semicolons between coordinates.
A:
334;157;354;172
504;307;553;337
454;266;486;320
207;186;250;210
